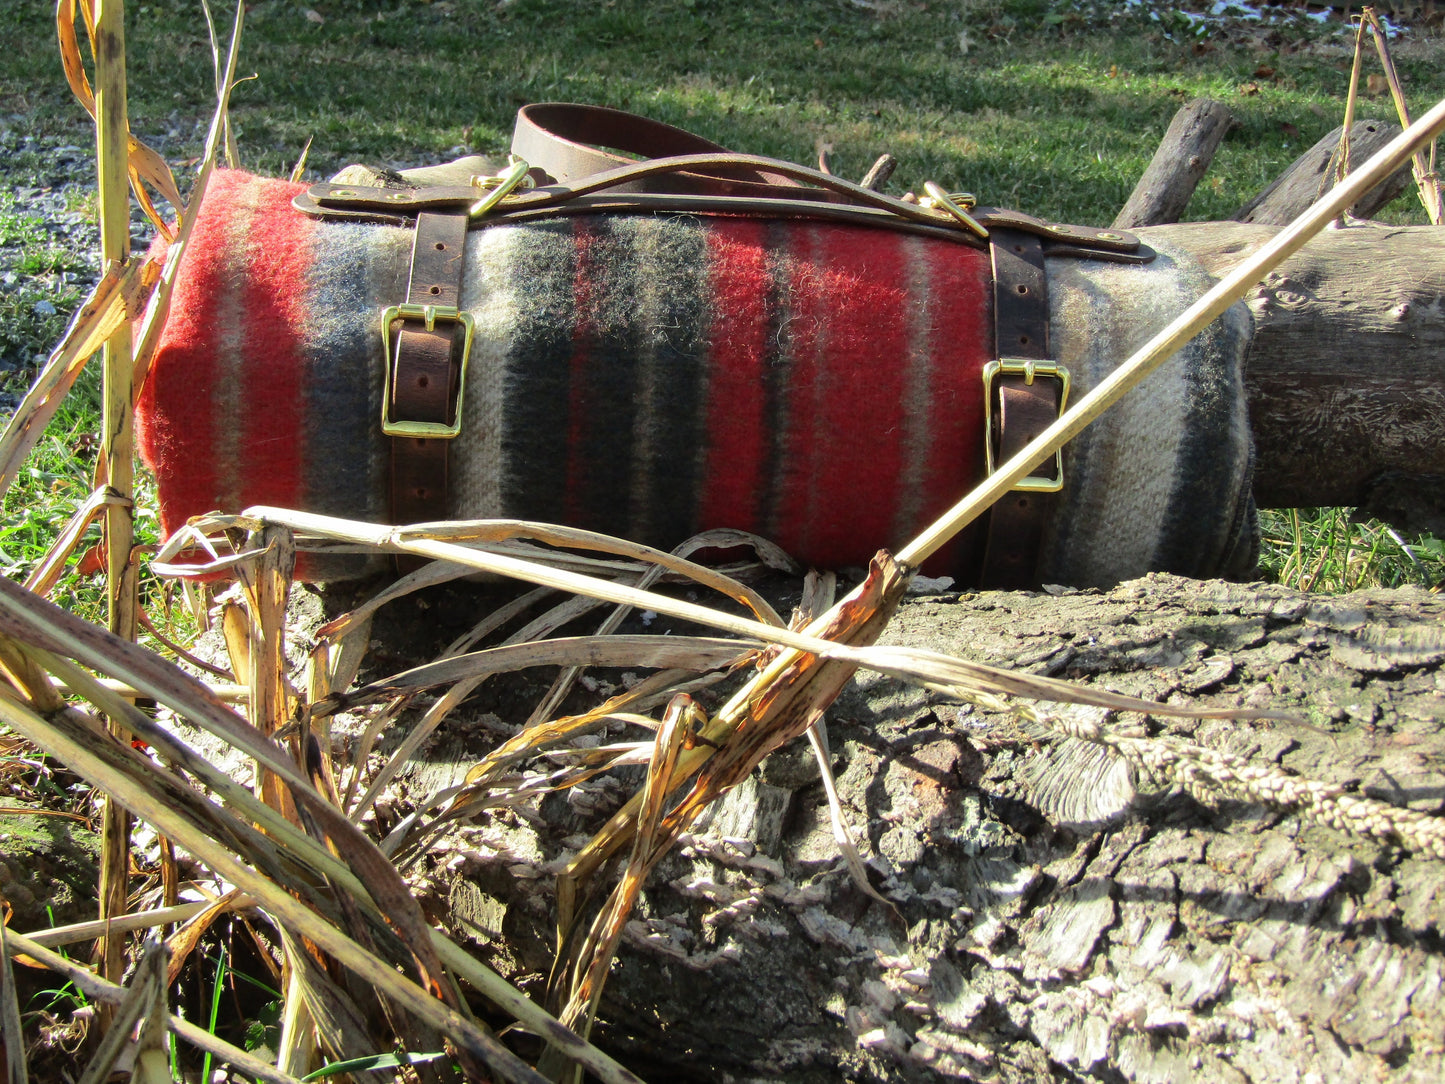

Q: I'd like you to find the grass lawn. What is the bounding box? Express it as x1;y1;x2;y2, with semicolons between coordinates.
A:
0;0;1442;598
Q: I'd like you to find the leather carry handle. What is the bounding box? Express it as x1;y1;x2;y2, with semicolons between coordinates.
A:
512;102;808;191
303;152;1144;256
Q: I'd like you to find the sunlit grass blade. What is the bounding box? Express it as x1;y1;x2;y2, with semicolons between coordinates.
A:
301;1051;447;1082
318;636;749;718
1362;8;1442;223
23;486;126;598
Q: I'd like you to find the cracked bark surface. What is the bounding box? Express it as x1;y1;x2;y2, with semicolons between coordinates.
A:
400;573;1445;1083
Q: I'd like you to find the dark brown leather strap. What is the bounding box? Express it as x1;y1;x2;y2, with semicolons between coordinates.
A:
386;211;469;526
979;228;1062;589
514;102;818;196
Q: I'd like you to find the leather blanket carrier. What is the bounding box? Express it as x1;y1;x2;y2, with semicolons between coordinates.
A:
136;103;1259;587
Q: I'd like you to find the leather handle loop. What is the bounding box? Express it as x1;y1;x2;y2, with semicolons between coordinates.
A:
506;152;956;224
513;102;804;188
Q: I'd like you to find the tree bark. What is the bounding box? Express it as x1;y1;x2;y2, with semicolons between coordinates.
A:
1231;119;1412;224
1141;220;1445;532
1112;99;1235;229
410;575;1445;1083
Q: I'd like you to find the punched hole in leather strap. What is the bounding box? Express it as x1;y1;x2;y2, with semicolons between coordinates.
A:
385;211;470;534
979;227;1063;590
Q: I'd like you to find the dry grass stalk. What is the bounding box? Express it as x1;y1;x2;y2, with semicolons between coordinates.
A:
128;0;245;402
1333;13;1368;192
73;936;166;1084
0;570;641;1083
0;921;26;1084
22;487;127;598
6;928;302;1084
1361;6;1442;222
228;524;297;811
22;902;213;950
1045;708;1445;859
87;0;139;1002
56;0;181;242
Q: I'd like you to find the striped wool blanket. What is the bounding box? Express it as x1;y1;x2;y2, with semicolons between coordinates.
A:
138;168;1257;585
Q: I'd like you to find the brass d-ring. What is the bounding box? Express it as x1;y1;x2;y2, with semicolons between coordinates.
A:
922;181;989;239
468;158;532;219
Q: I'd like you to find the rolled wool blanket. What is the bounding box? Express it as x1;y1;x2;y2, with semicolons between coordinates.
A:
137;168;1257;585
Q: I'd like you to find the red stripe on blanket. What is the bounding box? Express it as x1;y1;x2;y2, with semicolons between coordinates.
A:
808;226;908;566
137;169;244;537
236;178;311;514
698;220;771;534
917;241;992;574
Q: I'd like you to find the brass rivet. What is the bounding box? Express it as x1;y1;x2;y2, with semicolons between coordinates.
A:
1097;231;1123;241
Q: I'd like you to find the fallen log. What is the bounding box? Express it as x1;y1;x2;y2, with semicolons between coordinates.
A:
1143;220;1445;532
1112;99;1235;229
1232;119;1412;224
394;574;1445;1083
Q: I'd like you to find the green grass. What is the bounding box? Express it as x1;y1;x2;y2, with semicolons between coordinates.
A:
1258;507;1445;593
0;0;1442;594
0;365;102;585
6;0;1442;224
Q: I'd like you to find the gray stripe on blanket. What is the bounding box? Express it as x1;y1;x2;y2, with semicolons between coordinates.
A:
1038;240;1256;586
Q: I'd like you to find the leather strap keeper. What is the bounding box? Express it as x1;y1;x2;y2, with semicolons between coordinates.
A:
386;211;470;526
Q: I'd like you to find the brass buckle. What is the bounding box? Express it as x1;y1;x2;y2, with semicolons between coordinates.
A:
983;358;1070;492
468;156;532;218
921;181;988;239
380;302;475;439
